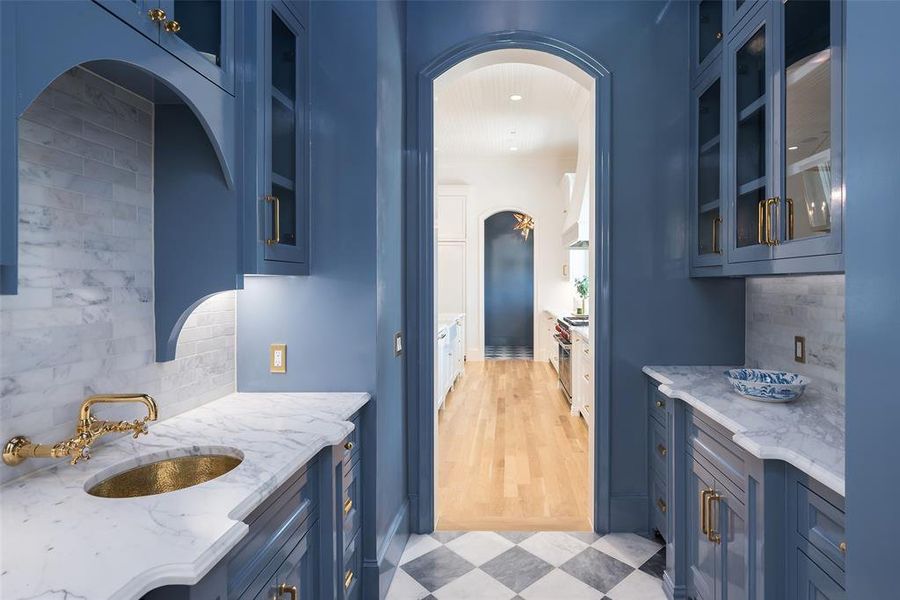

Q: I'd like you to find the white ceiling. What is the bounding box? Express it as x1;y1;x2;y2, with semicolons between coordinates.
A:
434;57;590;160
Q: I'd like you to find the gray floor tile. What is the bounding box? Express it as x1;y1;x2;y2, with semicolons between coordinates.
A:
639;548;666;579
402;547;476;592
565;531;602;544
480;546;554;592
432;531;467;543
497;531;537;544
560;547;634;593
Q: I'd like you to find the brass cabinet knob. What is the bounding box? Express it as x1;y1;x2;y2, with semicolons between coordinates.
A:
715;31;723;40
164;19;181;33
839;541;847;553
147;8;166;22
344;441;354;451
656;399;665;408
657;443;668;457
277;583;297;600
656;497;667;513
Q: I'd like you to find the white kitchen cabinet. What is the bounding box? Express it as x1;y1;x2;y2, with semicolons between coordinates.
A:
436;315;465;411
543;311;559;370
570;329;592;421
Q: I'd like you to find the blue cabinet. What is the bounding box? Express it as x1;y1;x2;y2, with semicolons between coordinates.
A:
240;0;310;276
94;0;160;41
690;0;844;276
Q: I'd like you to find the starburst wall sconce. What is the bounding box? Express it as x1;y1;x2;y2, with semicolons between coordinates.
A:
513;213;534;241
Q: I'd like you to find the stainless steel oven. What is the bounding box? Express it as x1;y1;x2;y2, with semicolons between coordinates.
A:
555;320;573;401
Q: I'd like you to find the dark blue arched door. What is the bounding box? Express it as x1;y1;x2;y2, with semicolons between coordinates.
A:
484;211;534;357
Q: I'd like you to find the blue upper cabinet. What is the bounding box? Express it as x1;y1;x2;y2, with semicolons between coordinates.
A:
94;0;235;94
691;63;725;267
240;0;310;276
693;0;724;80
690;0;844;276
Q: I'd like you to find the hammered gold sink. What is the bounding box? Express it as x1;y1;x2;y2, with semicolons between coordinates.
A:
87;453;242;498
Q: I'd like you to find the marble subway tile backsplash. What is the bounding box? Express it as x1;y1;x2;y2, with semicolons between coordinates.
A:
0;68;235;483
745;275;845;398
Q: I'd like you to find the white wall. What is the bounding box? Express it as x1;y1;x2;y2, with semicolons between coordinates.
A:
437;155;576;359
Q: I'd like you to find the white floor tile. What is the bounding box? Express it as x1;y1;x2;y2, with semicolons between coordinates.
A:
518;531;589;567
519;568;606;600
444;531;515;566
591;533;663;568
385;568;431;600
433;568;518;600
400;534;442;565
605;569;667;600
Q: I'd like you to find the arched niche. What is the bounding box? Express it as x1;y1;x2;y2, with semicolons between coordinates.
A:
0;1;241;361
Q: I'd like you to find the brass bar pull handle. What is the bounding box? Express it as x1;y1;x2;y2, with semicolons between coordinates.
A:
758;200;766;245
700;489;712;535
786;197;794;240
712;216;722;254
265;195;281;245
657;443;667;457
344;570;354;590
766;197;780;246
277;583;298;600
343;498;353;515
707;492;722;544
657;497;667;514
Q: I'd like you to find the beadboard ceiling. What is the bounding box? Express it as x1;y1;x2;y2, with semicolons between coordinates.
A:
434;60;590;159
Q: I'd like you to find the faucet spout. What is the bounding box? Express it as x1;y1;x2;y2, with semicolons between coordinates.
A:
79;394;158;428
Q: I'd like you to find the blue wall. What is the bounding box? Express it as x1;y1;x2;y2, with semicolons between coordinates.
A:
484;211;534;348
844;2;900;597
236;0;407;591
404;0;746;532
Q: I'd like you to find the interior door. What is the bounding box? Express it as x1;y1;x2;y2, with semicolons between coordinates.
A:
94;0;160;42
771;0;842;260
158;0;235;93
688;459;718;600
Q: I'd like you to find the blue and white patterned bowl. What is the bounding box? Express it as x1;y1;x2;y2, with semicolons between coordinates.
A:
724;369;810;402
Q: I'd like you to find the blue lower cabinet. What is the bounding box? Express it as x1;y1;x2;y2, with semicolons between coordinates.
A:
795;550;845;600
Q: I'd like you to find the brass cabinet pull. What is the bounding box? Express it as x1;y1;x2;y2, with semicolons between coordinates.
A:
343;498;353;515
766;197;780;246
163;19;181;33
712;216;722;254
839;541;847;554
786;197;795;240
277;583;297;600
656;398;665;409
757;200;766;245
147;8;167;21
344;570;354;590
700;489;712;535
344;441;354;451
657;497;667;513
657;443;667;457
265;195;281;245
706;492;722;544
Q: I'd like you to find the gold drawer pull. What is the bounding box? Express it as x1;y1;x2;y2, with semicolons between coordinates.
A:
277;583;297;600
657;443;667;457
758;199;765;245
163;19;181;33
656;497;667;513
343;498;353;515
265;195;281;245
701;489;712;535
344;441;354;451
147;8;166;21
839;541;847;554
656;398;665;409
344;570;354;590
712;215;722;254
706;491;722;544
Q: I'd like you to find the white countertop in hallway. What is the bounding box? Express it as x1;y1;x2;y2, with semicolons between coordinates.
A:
0;391;370;600
643;365;844;496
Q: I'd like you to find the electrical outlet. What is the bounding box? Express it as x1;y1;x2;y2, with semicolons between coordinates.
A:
270;343;287;373
394;332;403;356
794;336;806;364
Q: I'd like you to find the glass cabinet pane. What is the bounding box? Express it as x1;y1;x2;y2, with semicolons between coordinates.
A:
783;0;831;242
698;0;723;64
735;26;767;248
270;10;298;249
172;0;222;66
698;80;721;256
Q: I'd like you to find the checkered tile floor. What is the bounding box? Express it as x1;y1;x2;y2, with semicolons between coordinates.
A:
386;531;666;600
484;346;534;360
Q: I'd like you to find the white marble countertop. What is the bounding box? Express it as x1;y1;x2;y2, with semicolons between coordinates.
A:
0;391;370;600
643;365;844;496
437;313;464;335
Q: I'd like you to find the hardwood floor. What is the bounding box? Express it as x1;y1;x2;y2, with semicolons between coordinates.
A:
436;359;591;531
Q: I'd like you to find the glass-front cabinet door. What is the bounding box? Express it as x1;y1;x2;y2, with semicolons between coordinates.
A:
694;0;724;77
693;67;724;267
727;8;774;263
158;0;235;93
772;0;843;259
94;0;160;41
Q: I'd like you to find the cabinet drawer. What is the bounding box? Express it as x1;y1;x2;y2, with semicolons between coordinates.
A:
241;518;319;600
341;414;361;473
687;411;747;492
649;386;667;426
796;483;846;571
342;531;362;600
228;465;317;597
650;474;667;539
796;549;845;600
342;461;361;550
649;417;668;480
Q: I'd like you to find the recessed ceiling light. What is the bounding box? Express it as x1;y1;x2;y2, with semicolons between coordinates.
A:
509;146;519;152
788;146;799;151
509;94;523;101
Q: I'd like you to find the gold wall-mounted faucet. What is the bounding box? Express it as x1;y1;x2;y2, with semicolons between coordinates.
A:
2;394;158;466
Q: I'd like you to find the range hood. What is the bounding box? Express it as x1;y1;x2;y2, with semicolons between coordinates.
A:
562;171;590;248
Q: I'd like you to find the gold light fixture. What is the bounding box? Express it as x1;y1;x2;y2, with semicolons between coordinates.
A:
513;213;534;241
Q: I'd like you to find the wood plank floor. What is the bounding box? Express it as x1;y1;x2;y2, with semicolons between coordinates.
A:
436;359;591;531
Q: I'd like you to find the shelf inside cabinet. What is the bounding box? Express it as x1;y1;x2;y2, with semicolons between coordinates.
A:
271;172;296;191
271;86;295;112
738;176;766;195
738;95;766;122
700;135;721;155
699;200;720;214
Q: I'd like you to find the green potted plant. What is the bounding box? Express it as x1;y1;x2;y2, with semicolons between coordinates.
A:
575;276;589;315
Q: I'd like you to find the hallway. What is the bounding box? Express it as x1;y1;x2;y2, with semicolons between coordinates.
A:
437;360;591;531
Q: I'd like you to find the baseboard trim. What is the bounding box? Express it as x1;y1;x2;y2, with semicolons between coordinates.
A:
364;500;409;600
663;570;686;599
